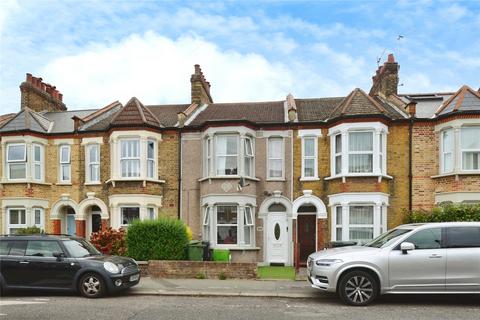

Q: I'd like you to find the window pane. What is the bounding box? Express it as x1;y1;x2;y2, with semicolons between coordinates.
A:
304;159;315;177
34;164;41;180
443;130;453;152
9;209;26;225
443;153;453;172
462;152;480;170
335;134;342;153
268;204;286;212
8;241;27;255
90;164;100;181
349;154;373;173
7;144;26;161
405;228;442;249
349;206;374;224
336;206;342;224
216;136;238;155
34;209;42;225
60;146;70;163
304;138;315;157
216;156;237;175
349;132;373;151
269;159;283;177
89;145;99;163
148;140;155;159
26;241;62;257
244;226;252;245
269;138;282;158
244;207;253;225
244;157;252;177
217;206;237;224
336;228;342;241
62;165;71;181
121;207;140;225
10;163;26;179
335;155;342;174
245;138;253;156
148;208;155;220
34;145;41;162
148;160;155;178
461;127;480;149
217;226;237;244
349;227;374;242
446;227;480;248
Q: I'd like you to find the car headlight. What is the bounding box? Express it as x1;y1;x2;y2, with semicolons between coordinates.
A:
103;261;120;274
315;259;343;267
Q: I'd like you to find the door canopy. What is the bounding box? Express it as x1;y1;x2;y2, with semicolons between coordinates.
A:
292;190;327;219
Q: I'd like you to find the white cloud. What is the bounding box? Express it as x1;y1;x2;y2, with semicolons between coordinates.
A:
440;4;467;22
0;0;20;34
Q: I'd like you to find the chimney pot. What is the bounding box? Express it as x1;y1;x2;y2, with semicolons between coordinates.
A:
387;53;395;63
26;73;33;83
59;93;63;101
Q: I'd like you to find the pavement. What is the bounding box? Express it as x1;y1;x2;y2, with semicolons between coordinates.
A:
129;276;328;299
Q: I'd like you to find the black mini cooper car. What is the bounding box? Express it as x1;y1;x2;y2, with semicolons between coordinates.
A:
0;234;140;298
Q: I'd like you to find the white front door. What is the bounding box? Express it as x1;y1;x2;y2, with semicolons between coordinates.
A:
266;213;288;265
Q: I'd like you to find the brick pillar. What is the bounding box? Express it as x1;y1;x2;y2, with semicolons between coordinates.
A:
52;219;61;234
292;219;298;269
317;219;328;250
101;219;109;230
76;220;86;238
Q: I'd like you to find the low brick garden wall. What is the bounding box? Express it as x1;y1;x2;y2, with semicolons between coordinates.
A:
140;260;257;279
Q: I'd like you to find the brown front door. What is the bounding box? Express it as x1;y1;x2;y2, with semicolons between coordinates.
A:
298;215;316;264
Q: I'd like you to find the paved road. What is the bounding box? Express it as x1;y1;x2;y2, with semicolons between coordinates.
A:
1;292;479;320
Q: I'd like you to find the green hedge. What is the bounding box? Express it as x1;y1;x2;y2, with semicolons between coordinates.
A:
405;204;480;223
126;218;189;261
16;226;43;235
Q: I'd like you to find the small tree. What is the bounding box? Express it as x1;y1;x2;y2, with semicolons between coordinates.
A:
90;227;127;256
126;218;189;261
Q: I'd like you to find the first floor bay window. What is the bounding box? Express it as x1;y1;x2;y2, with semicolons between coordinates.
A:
7;143;27;180
203;204;255;247
461;127;480;171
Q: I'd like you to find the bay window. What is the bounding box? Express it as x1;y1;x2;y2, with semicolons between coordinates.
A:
87;144;100;182
120;139;140;177
461;127;480;171
7;143;27;180
215;135;238;175
302;137;317;179
441;129;453;173
267;137;284;179
203;204;255;247
348;131;373;173
59;145;71;182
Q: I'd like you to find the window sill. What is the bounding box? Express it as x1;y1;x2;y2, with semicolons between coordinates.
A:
300;177;320;181
211;246;261;251
84;182;102;186
431;171;480;179
0;180;52;186
106;178;166;187
325;174;393;182
198;175;260;182
56;182;72;186
266;178;286;182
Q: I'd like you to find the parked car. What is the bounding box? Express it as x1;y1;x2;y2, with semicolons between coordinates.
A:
307;222;480;306
0;234;140;298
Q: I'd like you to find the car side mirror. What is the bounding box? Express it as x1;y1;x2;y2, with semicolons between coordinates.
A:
53;252;65;260
400;242;415;254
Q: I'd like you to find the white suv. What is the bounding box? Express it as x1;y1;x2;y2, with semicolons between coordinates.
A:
307;222;480;306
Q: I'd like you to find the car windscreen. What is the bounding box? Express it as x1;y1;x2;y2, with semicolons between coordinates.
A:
63;239;101;258
364;228;412;248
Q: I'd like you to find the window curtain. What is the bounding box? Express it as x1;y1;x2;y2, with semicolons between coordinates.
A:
349;206;374;243
216;136;238;175
348;132;373;173
268;138;283;178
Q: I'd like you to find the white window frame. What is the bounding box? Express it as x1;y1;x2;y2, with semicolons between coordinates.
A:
348;131;374;174
32;143;44;181
7;207;27;234
267;137;284;180
33;207;45;230
440;129;454;173
120;206;140;227
334;134;342;175
86;144;100;183
204;137;212;176
243;206;254;246
120;138;141;178
460;126;480;172
244;136;254;178
6;143;27;180
59;145;71;183
203;206;211;242
215;134;239;176
147;206;157;220
147;139;156;179
301;136;318;180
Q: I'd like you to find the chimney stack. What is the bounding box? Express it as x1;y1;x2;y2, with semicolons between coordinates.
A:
285;93;297;122
20;73;67;112
369;53;399;98
406;101;417;118
191;64;213;105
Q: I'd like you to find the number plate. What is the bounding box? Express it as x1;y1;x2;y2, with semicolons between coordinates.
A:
129;274;140;282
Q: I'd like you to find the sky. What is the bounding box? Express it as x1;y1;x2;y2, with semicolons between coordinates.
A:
1;0;479;113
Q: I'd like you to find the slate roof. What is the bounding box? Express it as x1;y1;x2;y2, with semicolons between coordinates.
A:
0;113;16;128
435;85;480;116
188;101;285;126
147;104;190;127
296;97;344;121
44;109;97;133
0;108;52;133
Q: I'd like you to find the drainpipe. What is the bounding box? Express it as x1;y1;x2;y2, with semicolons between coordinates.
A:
408;118;413;212
178;127;182;219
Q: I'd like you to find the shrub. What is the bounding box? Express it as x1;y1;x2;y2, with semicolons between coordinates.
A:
218;272;227;280
90;227;127;256
16;226;43;235
195;272;206;279
404;203;480;224
126;218;189;261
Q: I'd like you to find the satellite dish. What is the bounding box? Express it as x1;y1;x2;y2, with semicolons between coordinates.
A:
237;176;250;191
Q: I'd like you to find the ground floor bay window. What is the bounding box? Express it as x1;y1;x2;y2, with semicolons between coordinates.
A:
329;193;388;245
202;204;254;247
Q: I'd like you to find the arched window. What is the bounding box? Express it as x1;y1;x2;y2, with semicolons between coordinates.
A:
268;204;286;212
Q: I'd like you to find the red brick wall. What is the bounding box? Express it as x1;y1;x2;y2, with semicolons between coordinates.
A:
147;260;257;279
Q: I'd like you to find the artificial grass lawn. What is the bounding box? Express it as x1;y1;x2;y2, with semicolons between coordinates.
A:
257;266;296;280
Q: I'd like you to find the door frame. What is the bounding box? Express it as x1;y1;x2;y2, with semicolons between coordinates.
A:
266;211;290;265
86;211;102;239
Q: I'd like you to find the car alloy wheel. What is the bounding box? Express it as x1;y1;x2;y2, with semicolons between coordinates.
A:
79;273;105;298
339;270;378;306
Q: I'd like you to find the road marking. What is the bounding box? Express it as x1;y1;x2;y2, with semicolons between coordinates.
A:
0;300;46;306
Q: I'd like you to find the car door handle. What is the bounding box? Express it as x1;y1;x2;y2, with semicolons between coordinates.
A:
19;261;30;264
429;254;442;258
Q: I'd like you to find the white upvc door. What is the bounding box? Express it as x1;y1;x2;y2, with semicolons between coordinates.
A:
266;212;288;265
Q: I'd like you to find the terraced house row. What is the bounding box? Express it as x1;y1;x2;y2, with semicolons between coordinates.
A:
1;54;479;266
